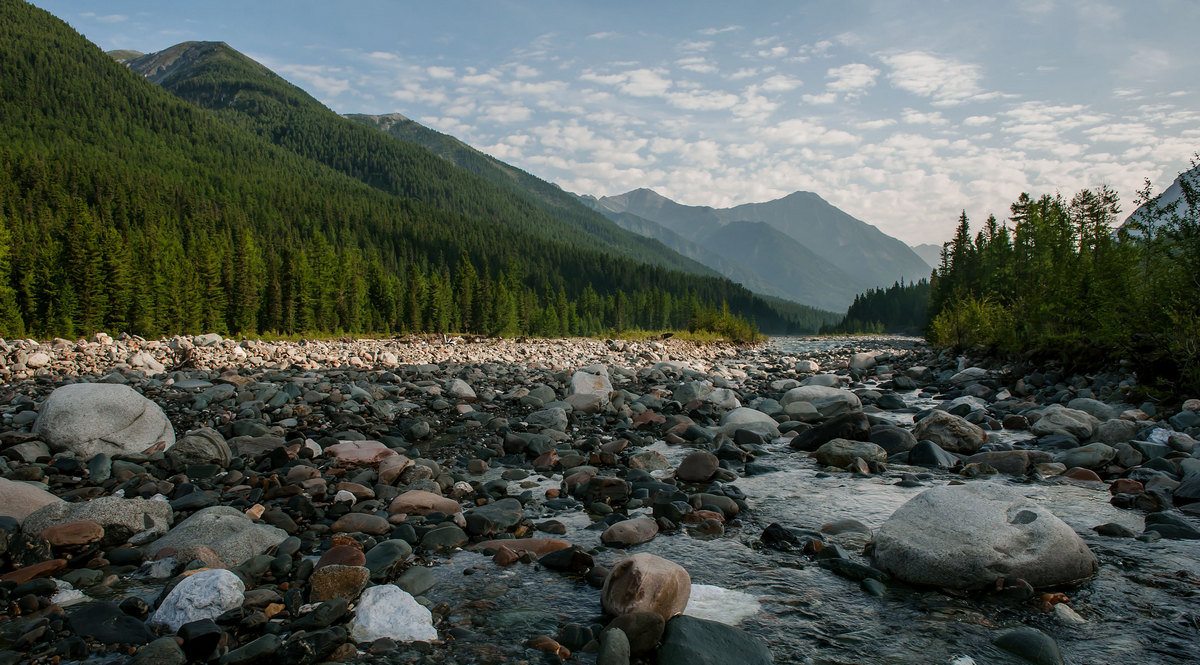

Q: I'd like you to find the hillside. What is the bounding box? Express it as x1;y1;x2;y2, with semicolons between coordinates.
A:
0;0;799;337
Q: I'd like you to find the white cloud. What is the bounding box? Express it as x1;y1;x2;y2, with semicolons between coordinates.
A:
879;51;987;106
587;31;619;40
758;46;789;58
460;71;499;86
760;74;802;92
901;108;948;125
677;57;718;74
679;40;714;53
826;63;879;96
484;102;533;124
427;66;455;79
857;119;897;130
699;25;742;35
582;68;673;97
758;119;861;146
962;115;995;126
801;92;837;104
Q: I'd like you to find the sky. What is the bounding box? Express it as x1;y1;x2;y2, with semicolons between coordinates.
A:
34;0;1200;246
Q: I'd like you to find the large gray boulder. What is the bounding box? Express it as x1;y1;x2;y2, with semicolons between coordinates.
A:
146;506;287;567
872;483;1097;589
719;408;780;438
1031;404;1100;440
22;495;172;545
570;366;613;400
811;439;886;468
912;410;988;454
779;385;861;418
168;427;232;466
34;383;174;458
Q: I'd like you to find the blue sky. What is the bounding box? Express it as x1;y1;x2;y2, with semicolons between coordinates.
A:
35;0;1200;245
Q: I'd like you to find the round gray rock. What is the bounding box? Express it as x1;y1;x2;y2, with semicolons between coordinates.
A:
872;483;1097;589
912;410;988;454
146;506;287;567
34;383;175;458
811;439;887;468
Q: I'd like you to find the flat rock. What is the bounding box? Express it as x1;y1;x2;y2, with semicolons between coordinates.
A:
779;385;861;418
146;506;287;567
872;483;1097;589
811;438;886;468
390;490;461;515
0;478;64;523
23;495;172;546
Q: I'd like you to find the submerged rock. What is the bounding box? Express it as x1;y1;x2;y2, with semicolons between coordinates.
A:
601;553;691;621
657;615;773;665
872;483;1097;589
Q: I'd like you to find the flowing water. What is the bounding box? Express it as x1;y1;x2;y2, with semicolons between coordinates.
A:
421;337;1200;664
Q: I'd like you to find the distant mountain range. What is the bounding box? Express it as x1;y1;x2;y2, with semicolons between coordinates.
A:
910;243;943;269
580;188;932;311
1123;163;1199;236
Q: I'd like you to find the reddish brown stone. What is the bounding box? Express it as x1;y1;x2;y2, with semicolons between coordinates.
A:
492;545;520;566
632;411;666;427
334;481;374;500
39;521;104;547
389;489;462;515
2;559;67;584
1109;478;1144;495
532;450;559;468
308;564;370;602
325;441;398;467
1064;467;1102;482
472;538;571;557
526;635;569;659
331;513;391;535
315;545;367;571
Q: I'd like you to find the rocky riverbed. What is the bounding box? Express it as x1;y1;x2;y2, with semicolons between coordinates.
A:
0;332;1198;665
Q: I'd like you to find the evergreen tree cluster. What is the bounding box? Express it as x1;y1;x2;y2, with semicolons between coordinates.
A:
926;169;1200;392
0;1;813;340
821;279;930;334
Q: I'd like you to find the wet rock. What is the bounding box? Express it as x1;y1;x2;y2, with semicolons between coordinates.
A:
1058;443;1115;470
39;520;104;547
421;525;468;551
330;513;391;535
657;615;773;665
129;636;186;665
719;408;780;438
1143;511;1200;539
1031;404;1100;440
965;450;1030;475
601;517;659;547
147;506;287;567
150;568;245;631
527;407;569;432
993;626;1064;665
396;566;436;596
912;410;988;454
675;451;719;483
539;545;594;573
176;619;222;662
347;585;437;643
811;439;886;468
872;483;1097;589
907;440;959;468
69;602;154;645
34;383;174;457
789;412;870;451
598;627;630;665
779;385;861;418
601;553;691;620
869;425;918;455
219;634;281;665
363;539;412;580
474;538;571;557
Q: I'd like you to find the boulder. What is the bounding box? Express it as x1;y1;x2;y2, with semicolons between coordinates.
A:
779;386;861;418
146;506;287;567
33;383;175;457
601;517;659;547
389;490;461;516
570;366;613;400
657;615;773;665
0;478;64;523
718;408;780;438
811;439;887;468
675;451;719;483
1032;404;1100;440
1058;443;1116;470
849;352;877;371
527;407;569;432
869;425;918;455
789;412;870;451
150;569;245;632
23;495;172;546
907;440;959;468
965;450;1031;475
872;483;1097;589
444;378;475;399
168;427;232;466
347;585;437;643
912;410;988;454
601;553;691;621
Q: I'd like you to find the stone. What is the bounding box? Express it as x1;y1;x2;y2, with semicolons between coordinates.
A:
1031;404;1100;440
396;566;437;596
993;626;1064;665
1066;397;1116;421
950;367;988;385
473;538;571;557
331;513;391;535
168;428;231;466
601;517;659;547
570;366;613;400
309;564;370;602
364;539;412;580
606;611;665;656
1097;419;1140;444
965;450;1031;475
218;634;281;665
347;585;438;643
675;451;719;483
147;506;287;567
1144;511;1200;539
812;438;886;468
795;360;820;373
849;352;877;371
130;636;186;665
39;520;104;547
779;385;861;418
527;407;569;432
420;525;468;550
869;425;918;455
150;569;245;632
389;490;461;515
718;408;780;438
788;412;870;451
23;495;172;546
316;545;366;570
656;615;773;665
0;478;63;523
445;378;475;399
872;483;1097;589
912;410;988;454
69;602;154;645
1058;443;1116;470
33;383;175;458
325;440;398;466
601;553;691;621
598;627;630;665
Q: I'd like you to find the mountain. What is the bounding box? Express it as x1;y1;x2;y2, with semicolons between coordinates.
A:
0;1;802;338
1123;163;1199;236
596;188;928;310
911;243;943;270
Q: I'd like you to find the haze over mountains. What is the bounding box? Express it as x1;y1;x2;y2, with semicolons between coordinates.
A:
584;189;932;311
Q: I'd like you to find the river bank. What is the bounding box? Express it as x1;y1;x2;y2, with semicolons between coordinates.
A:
0;333;1197;664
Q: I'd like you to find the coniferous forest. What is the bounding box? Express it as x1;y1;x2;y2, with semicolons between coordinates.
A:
820;279;930;335
0;1;834;341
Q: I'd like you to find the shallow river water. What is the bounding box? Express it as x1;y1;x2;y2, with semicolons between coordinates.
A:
420;337;1200;665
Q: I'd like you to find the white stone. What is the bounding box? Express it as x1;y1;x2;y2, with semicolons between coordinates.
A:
570;366;613;399
26;352;52;368
445;378;476;399
683;584;760;625
348;584;438;643
33;383;175;458
795;360;820;374
150;569;245;631
780;385;861;418
719;408;780;438
334;490;357;504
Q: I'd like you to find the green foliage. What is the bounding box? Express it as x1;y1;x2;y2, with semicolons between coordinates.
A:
822;279;930;334
928;165;1200;393
0;1;807;341
687;302;763;343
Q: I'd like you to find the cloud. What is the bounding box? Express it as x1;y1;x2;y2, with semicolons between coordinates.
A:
699;25;742;35
484;102;533;124
826;63;879;96
677;57;718;74
587;31;619;40
679;40;714;53
962;115;995;126
801;92;837;104
582;68;673;97
758;119;861;146
857;119;897;130
760;74;802;92
901;108;948;125
274;63;353;100
879;51;988;106
758;46;789;58
427;66;455;79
